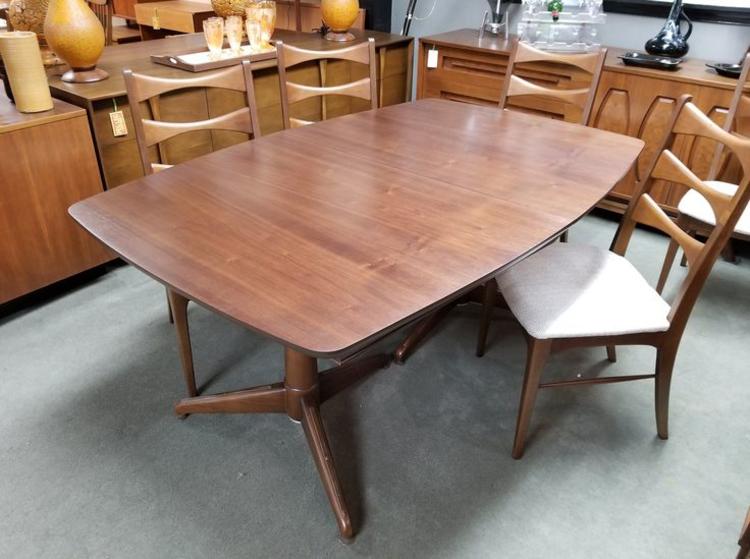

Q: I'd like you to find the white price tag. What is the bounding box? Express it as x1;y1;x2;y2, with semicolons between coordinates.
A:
427;49;439;69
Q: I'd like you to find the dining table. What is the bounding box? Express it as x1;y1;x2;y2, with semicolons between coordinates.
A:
69;98;644;539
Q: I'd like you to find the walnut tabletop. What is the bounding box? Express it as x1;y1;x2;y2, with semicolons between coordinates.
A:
70;99;643;357
69;99;643;538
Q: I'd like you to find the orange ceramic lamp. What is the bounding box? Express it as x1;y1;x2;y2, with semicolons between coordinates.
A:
44;0;108;82
321;0;359;42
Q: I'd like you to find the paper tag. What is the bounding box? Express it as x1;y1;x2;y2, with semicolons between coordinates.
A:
109;110;128;137
427;49;439;69
152;9;160;29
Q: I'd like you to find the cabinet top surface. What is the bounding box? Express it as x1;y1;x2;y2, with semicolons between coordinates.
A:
420;28;743;90
70;99;643;357
0;92;84;134
48;29;412;103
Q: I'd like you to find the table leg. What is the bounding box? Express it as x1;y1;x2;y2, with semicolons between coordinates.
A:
166;288;198;398
284;348;353;539
172;346;390;538
394;301;458;364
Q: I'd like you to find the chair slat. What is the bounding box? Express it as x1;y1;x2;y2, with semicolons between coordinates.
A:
652;150;734;219
127;65;249;103
631;194;704;266
286;78;373;105
142;108;253;147
506;75;591;111
513;41;605;74
280;41;372;68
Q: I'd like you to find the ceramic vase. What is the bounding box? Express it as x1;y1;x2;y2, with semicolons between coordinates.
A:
321;0;359;42
44;0;108;82
644;0;693;58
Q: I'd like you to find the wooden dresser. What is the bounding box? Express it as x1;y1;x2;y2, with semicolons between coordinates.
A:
417;29;747;214
0;95;113;304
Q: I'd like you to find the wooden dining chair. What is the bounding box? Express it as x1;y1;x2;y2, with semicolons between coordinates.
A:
276;38;377;129
123;62;261;398
656;54;750;294
500;40;607;242
476;95;750;459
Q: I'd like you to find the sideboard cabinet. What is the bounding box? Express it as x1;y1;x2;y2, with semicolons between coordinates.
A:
0;96;113;304
417;29;747;214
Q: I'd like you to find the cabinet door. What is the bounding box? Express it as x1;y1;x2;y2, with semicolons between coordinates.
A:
419;43;509;106
0;115;113;303
591;70;735;212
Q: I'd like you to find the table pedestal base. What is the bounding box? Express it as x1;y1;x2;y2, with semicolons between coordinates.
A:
175;347;391;539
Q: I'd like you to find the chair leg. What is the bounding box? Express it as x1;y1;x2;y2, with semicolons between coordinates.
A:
512;337;552;459
606;345;617;363
166;288;198;398
680;229;696;268
166;286;174;324
656;239;679;295
560;230;569;243
721;239;737;264
476;278;498;357
655;344;678;440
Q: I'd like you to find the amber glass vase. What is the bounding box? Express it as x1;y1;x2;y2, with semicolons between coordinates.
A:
321;0;359;42
44;0;108;82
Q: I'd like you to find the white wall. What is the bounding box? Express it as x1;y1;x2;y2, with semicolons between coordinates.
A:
391;0;750;61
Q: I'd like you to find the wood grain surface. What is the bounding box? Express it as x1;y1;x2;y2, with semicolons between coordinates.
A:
70;99;643;357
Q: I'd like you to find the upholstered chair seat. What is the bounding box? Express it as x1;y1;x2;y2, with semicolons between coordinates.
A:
678;180;750;235
497;243;671;340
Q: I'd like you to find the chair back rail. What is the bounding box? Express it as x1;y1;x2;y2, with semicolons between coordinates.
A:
123;61;260;175
276;38;378;130
611;95;750;334
498;41;607;126
708;53;750;180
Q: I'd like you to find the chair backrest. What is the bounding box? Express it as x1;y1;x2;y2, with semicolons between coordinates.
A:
123;61;260;176
611;96;750;335
87;0;113;46
276;38;378;129
708;53;750;180
499;41;607;126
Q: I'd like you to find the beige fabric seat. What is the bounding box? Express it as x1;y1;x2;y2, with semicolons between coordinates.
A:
678;180;750;236
497;243;671;340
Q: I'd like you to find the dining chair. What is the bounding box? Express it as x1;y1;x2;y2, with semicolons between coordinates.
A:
276;38;377;129
656;53;750;294
123;61;261;398
500;40;607;242
476;95;750;459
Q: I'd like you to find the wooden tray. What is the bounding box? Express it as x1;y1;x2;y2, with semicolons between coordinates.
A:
151;44;277;72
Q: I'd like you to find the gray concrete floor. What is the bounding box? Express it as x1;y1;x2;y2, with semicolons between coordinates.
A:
1;214;748;558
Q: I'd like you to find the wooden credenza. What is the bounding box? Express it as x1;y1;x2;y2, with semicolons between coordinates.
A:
418;29;747;214
0;95;113;304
